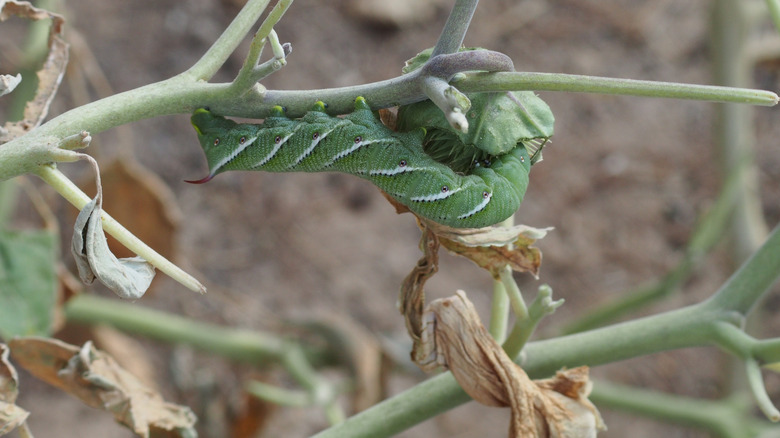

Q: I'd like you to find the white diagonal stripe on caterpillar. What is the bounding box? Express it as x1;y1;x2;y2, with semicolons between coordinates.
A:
322;138;394;167
212;136;257;173
289;119;351;169
367;165;425;176
457;191;492;219
251;122;307;169
410;186;462;202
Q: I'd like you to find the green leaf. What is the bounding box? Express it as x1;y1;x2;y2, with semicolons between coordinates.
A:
0;228;58;340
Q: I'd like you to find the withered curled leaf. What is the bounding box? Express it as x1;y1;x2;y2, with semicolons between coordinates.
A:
9;337;197;437
434;222;551;278
0;0;68;142
422;291;605;437
399;227;440;364
0;74;21;98
0;343;30;435
71;197;155;299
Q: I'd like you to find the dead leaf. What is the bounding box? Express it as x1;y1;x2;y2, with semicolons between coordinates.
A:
74;157;181;295
0;73;21;97
92;326;159;391
0;344;30;435
432;221;550;279
422;291;605;437
0;344;19;403
399;227;439;365
9;337;197;437
230;388;276;438
0;1;68;142
0;400;29;436
71;196;156;300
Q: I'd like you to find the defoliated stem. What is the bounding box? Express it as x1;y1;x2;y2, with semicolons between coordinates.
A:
746;358;780;421
499;266;528;319
452;71;779;105
488;279;509;343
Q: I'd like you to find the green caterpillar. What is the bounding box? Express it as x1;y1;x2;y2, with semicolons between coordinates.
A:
188;97;531;229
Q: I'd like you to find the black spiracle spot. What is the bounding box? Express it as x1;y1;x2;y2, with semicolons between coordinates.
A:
354;136;362;143
399;159;407;167
312;132;319;140
274;136;282;144
213;138;220;147
239;136;246;145
441;186;449;193
482;191;490;199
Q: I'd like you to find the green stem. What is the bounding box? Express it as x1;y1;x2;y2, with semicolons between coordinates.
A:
711;0;769;262
311;372;466;438
431;0;479;57
503;285;562;360
589;381;763;438
704;222;780;314
746;358;780;421
488;279;509;343
452;71;779;105
64;294;329;365
499;266;528;319
185;0;273;80
246;380;311;407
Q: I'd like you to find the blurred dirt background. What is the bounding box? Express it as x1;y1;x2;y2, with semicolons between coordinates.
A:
4;0;780;437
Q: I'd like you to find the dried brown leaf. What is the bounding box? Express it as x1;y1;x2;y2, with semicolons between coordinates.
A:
9;337;197;437
435;223;550;278
422;291;605;437
0;400;29;435
399;227;439;365
0;74;21;97
0;1;68;142
0;344;18;404
0;344;30;434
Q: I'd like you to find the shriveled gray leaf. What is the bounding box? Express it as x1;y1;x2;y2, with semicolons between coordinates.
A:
0;74;21;97
71;197;97;284
71;197;155;299
0;344;19;403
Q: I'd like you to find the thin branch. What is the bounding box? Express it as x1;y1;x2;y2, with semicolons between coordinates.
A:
184;0;274;80
746;358;780;421
431;0;480;56
452;71;779;106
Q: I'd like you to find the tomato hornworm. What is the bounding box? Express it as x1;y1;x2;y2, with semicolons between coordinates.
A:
188;97;540;228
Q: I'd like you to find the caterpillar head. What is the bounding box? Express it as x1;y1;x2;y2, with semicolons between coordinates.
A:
187;109;252;184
